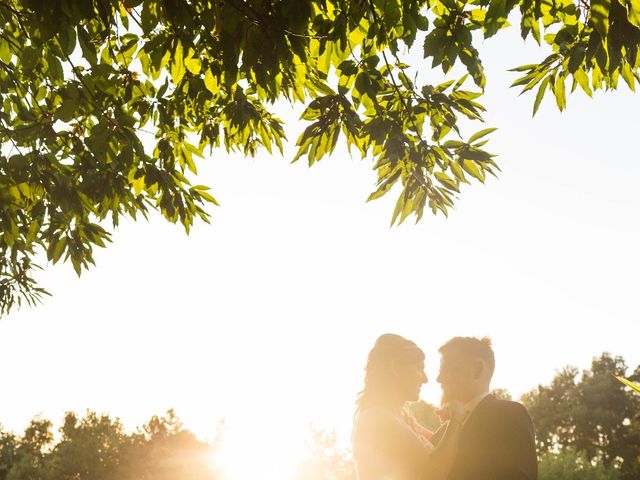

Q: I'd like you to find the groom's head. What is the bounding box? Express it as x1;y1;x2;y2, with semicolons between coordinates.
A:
437;336;495;404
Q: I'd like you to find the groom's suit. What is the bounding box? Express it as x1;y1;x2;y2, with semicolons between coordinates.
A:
433;394;537;480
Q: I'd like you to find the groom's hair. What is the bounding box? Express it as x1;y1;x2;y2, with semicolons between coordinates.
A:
439;336;495;377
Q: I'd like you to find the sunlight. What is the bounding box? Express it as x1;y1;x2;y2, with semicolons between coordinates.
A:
214;416;309;480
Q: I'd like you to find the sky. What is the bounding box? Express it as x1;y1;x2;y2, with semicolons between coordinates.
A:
1;17;639;480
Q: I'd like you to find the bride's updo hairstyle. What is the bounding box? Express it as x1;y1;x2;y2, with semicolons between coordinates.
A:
356;333;425;411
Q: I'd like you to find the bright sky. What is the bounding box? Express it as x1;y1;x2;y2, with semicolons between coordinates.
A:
1;20;639;480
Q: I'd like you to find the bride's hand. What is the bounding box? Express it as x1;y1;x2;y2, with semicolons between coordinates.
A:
445;400;465;424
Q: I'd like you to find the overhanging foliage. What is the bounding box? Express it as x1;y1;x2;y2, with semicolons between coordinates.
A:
1;0;638;314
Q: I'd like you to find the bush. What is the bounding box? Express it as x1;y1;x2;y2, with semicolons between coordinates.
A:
539;449;621;480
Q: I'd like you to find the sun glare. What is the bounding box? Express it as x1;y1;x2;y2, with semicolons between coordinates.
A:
214;417;309;480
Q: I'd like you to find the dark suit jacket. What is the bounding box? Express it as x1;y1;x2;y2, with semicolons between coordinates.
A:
433;395;537;480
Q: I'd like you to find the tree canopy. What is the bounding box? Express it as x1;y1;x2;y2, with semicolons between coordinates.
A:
522;353;640;480
0;410;219;480
1;0;639;314
0;410;354;480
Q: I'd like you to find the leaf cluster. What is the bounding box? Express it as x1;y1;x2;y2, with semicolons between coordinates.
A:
1;0;639;314
511;0;640;114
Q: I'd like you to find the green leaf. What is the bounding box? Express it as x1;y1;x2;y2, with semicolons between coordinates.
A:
435;172;460;192
532;75;550;116
141;0;161;34
0;37;11;63
450;161;467;182
511;70;539;88
509;64;540;72
459;46;486;88
440;0;459;11
390;191;407;226
469;9;486;23
171;40;186;84
56;95;79;122
423;29;444;59
553;74;567;111
462;159;485;182
46;53;64;82
21;45;40;71
185;54;201;75
615;375;640;393
337;61;357;94
568;47;586;74
485;0;508;38
78;27;98;65
47;237;67;264
72;257;83;277
204;69;219;94
337;60;358;76
317;42;333;78
367;170;401;202
453;74;469;90
573;68;593;96
468;127;497;143
191;185;220;206
621;62;635;91
624;0;640;27
590;0;611;37
58;25;77;56
521;69;549;93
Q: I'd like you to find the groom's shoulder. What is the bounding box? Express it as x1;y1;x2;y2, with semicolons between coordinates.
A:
483;395;532;420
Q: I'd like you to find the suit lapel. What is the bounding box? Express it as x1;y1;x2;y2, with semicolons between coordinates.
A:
462;393;495;430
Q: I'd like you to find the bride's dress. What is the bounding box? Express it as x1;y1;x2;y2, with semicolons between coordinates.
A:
352;408;435;480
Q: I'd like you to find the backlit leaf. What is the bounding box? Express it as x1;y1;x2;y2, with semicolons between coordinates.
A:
171;40;185;84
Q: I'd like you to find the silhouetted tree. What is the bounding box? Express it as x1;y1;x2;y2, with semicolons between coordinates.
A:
491;388;513;401
1;411;219;480
523;353;640;480
124;410;217;480
294;428;355;480
6;418;53;480
45;412;129;480
0;427;17;480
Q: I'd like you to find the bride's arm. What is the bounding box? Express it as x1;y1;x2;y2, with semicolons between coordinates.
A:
353;408;439;479
420;402;466;480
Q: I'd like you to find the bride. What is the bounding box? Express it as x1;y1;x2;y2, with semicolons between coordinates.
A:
352;334;465;480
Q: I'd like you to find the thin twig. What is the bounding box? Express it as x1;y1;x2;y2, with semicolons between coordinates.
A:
127;6;144;30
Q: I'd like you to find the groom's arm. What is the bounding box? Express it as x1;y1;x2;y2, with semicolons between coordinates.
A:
497;402;537;480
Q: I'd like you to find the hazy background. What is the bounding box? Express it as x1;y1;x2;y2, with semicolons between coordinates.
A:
0;20;638;477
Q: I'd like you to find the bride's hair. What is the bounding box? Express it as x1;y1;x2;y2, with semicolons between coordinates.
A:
356;333;425;411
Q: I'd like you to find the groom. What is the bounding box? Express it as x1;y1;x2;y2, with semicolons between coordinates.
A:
432;337;537;480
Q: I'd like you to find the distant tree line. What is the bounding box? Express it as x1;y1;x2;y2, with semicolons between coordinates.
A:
0;409;353;480
0;410;218;480
408;352;640;480
0;353;637;480
407;353;640;480
522;353;640;480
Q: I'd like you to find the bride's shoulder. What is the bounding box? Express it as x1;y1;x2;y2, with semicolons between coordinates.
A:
353;407;401;435
355;406;395;422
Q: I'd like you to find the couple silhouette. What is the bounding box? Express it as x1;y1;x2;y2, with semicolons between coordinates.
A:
352;334;537;480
